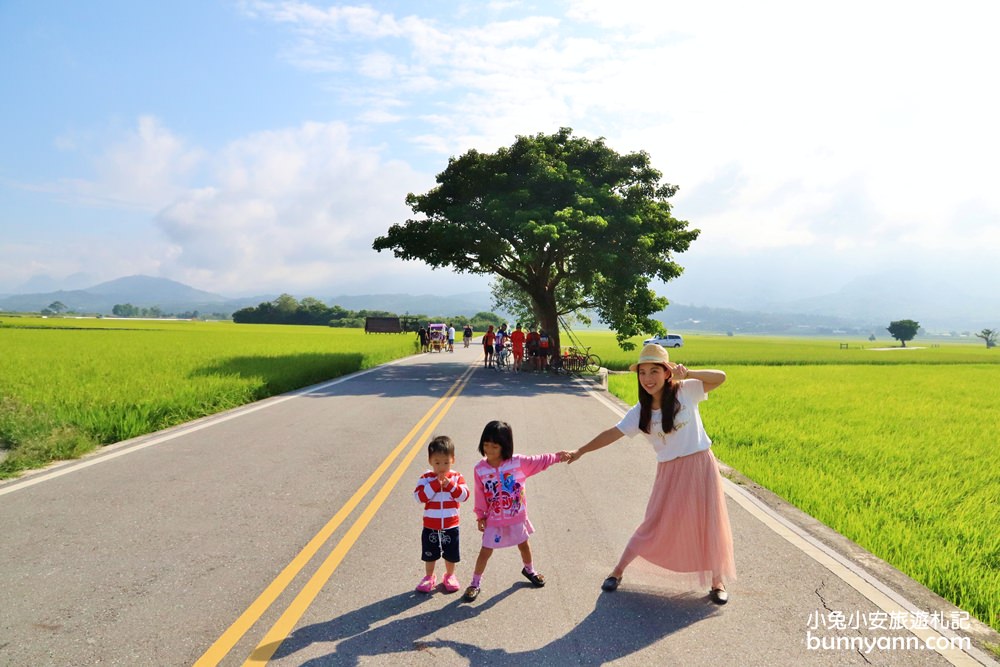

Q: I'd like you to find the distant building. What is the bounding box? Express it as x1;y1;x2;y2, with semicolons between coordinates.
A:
364;316;402;333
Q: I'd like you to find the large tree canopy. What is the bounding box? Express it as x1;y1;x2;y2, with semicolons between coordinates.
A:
372;128;699;350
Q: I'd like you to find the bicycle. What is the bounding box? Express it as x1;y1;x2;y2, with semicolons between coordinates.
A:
495;342;512;371
560;346;602;375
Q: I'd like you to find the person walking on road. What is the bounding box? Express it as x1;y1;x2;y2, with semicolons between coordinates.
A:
482;326;496;368
562;343;736;604
414;436;470;594
526;326;542;371
510;323;526;372
447;324;456;352
463;421;568;602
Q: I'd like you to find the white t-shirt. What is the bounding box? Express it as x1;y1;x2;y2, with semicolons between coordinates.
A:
615;379;712;462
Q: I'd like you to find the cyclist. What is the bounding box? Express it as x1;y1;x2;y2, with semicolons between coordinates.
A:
510;323;526;372
494;323;509;370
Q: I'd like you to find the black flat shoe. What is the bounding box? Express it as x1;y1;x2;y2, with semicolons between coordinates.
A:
462;586;480;602
709;587;729;605
601;576;621;592
521;567;546;587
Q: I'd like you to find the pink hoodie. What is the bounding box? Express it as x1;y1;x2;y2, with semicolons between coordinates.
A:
472;453;560;527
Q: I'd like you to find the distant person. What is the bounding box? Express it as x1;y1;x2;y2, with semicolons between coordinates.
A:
463;324;473;348
463;421;568;602
538;329;551;370
418;326;429;353
483;325;496;368
494;323;509;369
510;323;526;372
526;326;541;371
447;324;456;352
413;435;470;593
561;344;735;604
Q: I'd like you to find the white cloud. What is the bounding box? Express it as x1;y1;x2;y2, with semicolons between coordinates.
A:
8;1;1000;303
154;120;434;294
28;116;203;211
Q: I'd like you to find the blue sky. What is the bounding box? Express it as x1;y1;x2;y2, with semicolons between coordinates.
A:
2;1;999;306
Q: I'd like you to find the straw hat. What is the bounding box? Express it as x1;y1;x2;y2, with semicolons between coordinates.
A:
628;343;671;371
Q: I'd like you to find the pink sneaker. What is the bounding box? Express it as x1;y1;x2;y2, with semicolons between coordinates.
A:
415;575;436;593
442;574;460;593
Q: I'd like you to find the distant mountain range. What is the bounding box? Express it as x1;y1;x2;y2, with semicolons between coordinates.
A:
0;275;499;321
0;276;243;316
1;273;996;334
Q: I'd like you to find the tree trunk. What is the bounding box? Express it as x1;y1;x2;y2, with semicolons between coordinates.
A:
529;285;561;359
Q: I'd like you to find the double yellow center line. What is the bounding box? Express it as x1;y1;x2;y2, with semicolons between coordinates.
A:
194;363;477;666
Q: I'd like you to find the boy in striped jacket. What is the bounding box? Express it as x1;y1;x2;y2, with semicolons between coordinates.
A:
413;435;470;593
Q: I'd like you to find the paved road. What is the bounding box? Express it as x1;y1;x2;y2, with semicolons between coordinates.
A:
1;349;997;666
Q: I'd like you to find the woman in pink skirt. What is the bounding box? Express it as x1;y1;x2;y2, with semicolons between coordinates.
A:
563;343;736;604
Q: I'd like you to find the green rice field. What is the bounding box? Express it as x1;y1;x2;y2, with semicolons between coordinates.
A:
2;319;997;633
572;331;1000;634
0;318;417;477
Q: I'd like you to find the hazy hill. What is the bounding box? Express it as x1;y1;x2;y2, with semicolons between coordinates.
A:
0;275;232;315
767;272;1000;331
325;293;499;319
2;273;996;333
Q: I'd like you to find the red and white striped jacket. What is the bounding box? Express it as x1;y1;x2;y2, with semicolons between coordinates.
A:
414;470;470;530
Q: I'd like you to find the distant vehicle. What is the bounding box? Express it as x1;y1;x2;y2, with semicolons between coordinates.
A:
644;333;684;348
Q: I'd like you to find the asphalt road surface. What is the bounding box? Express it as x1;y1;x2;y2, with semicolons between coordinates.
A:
2;348;997;666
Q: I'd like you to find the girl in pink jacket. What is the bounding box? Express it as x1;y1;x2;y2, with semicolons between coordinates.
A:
463;420;567;602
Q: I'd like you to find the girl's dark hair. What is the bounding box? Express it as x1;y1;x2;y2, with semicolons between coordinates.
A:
427;435;455;458
478;420;514;461
638;371;681;435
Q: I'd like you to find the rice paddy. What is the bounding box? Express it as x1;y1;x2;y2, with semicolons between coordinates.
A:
2;319;997;633
575;331;1000;634
0;318;417;477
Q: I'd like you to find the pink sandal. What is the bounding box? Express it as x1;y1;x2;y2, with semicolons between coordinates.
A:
415;575;436;593
442;574;460;593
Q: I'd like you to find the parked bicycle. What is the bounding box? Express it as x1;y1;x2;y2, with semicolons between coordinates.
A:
559;346;602;375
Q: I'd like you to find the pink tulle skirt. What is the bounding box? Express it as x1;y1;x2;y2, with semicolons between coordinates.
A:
621;449;736;588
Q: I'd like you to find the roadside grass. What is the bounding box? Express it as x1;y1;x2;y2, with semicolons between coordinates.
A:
0;319;417;477
582;330;999;634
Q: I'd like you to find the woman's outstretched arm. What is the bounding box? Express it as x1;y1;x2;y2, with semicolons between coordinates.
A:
561;426;625;464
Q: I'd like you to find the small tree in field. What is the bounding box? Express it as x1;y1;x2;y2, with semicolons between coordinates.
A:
975;328;997;349
887;319;920;347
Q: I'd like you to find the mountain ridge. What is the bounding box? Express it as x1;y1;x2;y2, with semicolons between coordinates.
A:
1;274;996;333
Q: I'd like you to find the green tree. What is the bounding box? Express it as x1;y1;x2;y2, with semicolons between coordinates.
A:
273;294;299;315
47;301;67;314
372;128;698;351
975;328;997;349
887;319;920;347
112;303;139;317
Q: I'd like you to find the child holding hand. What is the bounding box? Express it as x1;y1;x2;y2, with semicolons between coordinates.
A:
414;435;470;593
463;420;567;601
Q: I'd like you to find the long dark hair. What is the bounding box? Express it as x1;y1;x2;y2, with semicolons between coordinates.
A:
478;420;514;460
637;371;681;435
